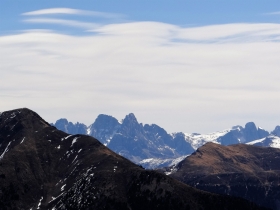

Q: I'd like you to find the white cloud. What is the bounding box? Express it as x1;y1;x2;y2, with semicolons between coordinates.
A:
22;8;124;19
1;22;280;133
92;22;280;42
176;23;280;42
24;18;100;29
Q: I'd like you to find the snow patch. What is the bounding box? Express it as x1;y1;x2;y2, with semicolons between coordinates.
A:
61;135;72;141
71;137;79;147
37;197;43;209
0;142;11;160
139;155;188;169
72;155;78;163
20;137;25;144
247;135;280;149
61;184;66;191
10;112;16;119
86;127;91;135
183;128;232;150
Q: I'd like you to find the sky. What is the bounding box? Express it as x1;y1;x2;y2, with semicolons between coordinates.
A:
1;0;280;134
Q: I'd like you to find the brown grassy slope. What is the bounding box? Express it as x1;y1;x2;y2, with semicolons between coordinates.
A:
171;142;280;209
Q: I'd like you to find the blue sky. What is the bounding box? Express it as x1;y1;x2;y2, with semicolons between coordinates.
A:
1;1;280;133
1;0;280;34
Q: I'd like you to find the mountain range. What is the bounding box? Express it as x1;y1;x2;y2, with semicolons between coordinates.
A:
0;108;267;210
52;113;280;168
52;114;195;166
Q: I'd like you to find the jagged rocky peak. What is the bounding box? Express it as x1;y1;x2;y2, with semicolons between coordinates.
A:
54;118;69;130
215;122;269;146
244;122;258;140
143;124;173;147
88;114;120;144
244;122;269;142
120;113;144;136
271;125;280;137
122;113;138;125
144;123;167;134
245;121;257;130
91;114;120;130
54;118;87;135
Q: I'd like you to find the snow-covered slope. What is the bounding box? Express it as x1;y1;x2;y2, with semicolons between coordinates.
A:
181;122;269;150
246;134;280;148
138;155;188;169
182;129;231;150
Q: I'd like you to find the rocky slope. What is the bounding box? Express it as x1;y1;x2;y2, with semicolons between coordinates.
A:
170;143;280;210
0;108;267;210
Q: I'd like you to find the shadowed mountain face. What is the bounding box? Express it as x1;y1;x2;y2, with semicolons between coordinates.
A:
170;143;280;210
0;108;267;210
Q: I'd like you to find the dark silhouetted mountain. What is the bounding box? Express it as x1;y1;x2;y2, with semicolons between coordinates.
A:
170;143;280;210
0;108;267;210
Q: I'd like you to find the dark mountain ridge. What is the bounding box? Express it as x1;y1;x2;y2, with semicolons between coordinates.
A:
0;108;267;210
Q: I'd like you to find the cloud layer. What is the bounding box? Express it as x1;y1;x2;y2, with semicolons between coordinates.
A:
1;15;280;133
22;8;124;19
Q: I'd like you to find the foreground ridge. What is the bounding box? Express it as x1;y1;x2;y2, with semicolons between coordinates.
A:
170;142;280;210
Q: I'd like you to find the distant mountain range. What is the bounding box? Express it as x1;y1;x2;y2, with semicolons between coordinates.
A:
51;114;195;165
0;108;267;210
51;113;280;169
